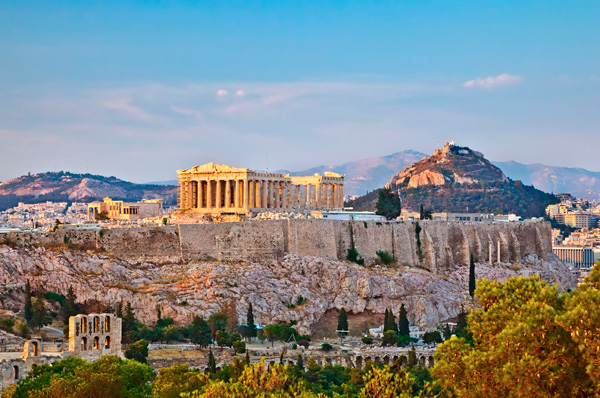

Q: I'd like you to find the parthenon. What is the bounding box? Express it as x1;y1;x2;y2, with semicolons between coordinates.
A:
177;163;344;215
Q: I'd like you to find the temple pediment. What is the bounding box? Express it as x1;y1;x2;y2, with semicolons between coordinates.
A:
178;163;249;175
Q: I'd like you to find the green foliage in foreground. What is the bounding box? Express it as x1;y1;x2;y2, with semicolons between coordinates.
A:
3;356;153;398
432;263;600;397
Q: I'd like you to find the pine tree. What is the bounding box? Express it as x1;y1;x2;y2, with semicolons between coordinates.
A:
337;308;348;331
208;348;216;374
24;280;33;322
469;254;476;298
398;304;410;337
246;302;257;339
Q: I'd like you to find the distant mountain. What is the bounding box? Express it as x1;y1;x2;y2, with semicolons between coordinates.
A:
493;161;600;201
347;142;559;218
144;179;178;186
280;150;600;201
277;150;427;196
0;171;177;211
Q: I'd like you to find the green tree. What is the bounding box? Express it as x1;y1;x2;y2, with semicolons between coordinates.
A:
398;304;410;337
125;339;149;364
263;324;281;348
162;324;181;343
151;364;206;398
382;330;398;346
24;280;32;322
468;254;476;298
189;316;212;348
337;308;348;332
375;188;401;220
208;348;217;374
30;292;50;330
407;345;418;368
245;302;257;340
419;204;432;220
62;286;78;323
433;276;595;397
360;366;416;398
208;312;228;339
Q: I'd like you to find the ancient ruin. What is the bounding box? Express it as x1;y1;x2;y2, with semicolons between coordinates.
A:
0;313;122;392
176;163;344;215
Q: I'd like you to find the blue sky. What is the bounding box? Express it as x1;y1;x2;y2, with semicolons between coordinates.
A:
0;1;598;182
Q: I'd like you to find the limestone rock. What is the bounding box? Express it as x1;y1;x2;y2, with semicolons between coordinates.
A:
0;245;576;335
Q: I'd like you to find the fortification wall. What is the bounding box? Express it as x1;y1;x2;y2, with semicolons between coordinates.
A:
0;220;552;271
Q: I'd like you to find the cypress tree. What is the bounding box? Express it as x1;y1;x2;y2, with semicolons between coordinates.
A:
246;302;257;339
297;353;304;372
389;308;398;333
208;348;217;374
24;280;33;322
245;350;250;365
383;309;391;332
63;286;78;323
337;308;348;331
408;345;418;367
469;254;476;298
116;302;123;319
398;304;410;337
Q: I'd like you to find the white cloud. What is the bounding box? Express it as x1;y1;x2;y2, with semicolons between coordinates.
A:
102;98;156;121
216;89;228;96
463;73;523;89
235;90;245;97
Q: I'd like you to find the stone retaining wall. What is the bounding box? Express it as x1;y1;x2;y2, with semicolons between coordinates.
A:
0;220;551;272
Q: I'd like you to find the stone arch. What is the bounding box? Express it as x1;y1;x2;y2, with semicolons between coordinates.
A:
428;356;434;367
105;336;111;349
93;336;100;349
32;341;39;356
392;355;398;365
105;316;111;332
81;317;88;333
14;365;19;380
81;336;88;351
419;356;426;367
401;355;408;367
374;356;381;365
382;355;390;365
355;356;363;369
94;316;100;333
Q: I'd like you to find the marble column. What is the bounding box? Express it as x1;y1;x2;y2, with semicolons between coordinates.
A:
207;180;213;209
197;180;203;208
225;180;231;208
234;180;240;208
281;182;287;208
261;180;267;209
216;179;222;209
274;181;281;208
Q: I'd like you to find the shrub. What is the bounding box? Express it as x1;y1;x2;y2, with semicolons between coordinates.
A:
376;250;394;266
125;339;149;364
233;340;246;354
423;331;443;345
347;246;365;265
298;339;310;349
296;295;305;305
0;317;15;332
321;343;333;352
291;343;298;350
362;336;373;345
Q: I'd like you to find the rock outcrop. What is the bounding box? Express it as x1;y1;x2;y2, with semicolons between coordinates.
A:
387;141;508;189
0;245;576;335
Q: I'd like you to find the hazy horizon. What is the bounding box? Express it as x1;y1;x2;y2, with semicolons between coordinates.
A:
1;1;598;183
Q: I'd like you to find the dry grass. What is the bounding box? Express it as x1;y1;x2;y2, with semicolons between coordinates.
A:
149;348;207;360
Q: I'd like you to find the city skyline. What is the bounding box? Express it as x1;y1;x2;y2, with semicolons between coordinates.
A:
1;1;599;183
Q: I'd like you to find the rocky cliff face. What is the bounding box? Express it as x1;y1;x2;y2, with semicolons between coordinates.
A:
387;142;508;189
0;245;576;335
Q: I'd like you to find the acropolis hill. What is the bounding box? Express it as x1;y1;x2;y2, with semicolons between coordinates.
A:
0;218;576;334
